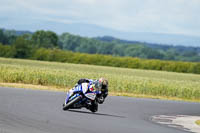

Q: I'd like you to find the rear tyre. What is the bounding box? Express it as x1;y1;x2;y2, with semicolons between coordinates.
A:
63;95;82;111
90;100;98;113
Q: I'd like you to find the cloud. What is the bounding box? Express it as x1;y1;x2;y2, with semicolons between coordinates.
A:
0;0;200;36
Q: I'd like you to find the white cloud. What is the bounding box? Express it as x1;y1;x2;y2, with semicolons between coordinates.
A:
0;0;200;36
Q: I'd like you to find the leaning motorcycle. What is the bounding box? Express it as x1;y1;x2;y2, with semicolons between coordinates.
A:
63;83;100;112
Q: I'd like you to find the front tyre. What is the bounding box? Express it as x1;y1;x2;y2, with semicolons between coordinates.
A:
63;95;82;111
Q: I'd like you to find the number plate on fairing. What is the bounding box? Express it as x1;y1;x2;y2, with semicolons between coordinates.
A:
85;93;96;100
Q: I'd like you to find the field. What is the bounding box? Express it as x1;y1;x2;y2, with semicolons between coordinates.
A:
0;57;200;102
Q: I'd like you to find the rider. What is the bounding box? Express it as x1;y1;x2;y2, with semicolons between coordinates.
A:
76;77;108;104
63;77;108;112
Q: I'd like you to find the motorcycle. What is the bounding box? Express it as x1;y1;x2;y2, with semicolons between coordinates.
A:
62;83;100;112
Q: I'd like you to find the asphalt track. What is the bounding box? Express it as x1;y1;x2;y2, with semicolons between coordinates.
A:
0;87;200;133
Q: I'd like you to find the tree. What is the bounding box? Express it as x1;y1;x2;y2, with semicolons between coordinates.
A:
32;30;58;48
13;37;32;58
0;43;15;57
59;33;81;51
96;42;115;55
0;29;9;44
112;44;125;56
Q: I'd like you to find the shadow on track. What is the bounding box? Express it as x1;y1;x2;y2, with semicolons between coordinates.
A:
67;109;126;118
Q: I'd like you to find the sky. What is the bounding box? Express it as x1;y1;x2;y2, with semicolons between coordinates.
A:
0;0;200;37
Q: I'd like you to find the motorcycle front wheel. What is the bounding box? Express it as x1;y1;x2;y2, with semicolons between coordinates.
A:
63;95;82;110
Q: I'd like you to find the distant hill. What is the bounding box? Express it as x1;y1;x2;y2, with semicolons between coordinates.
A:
3;20;200;46
1;28;32;36
113;32;200;47
94;36;200;53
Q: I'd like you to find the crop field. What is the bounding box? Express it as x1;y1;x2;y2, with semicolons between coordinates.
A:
0;57;200;101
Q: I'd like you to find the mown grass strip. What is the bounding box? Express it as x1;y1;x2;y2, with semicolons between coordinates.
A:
0;83;67;92
1;83;199;103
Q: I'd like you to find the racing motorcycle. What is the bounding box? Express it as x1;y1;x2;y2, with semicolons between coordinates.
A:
62;83;100;112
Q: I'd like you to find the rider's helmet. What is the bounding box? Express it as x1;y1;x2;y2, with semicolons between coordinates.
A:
94;78;108;93
99;77;108;92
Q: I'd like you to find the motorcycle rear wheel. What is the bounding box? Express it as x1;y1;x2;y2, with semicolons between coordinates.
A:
89;100;98;113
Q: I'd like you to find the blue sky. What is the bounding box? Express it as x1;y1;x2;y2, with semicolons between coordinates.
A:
0;0;200;37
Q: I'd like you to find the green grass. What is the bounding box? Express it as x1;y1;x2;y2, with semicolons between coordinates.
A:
0;57;200;101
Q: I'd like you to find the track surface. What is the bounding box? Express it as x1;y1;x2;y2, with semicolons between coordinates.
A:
0;87;200;133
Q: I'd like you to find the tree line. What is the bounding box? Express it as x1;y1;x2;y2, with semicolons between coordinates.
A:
1;28;200;62
59;33;200;62
0;29;200;74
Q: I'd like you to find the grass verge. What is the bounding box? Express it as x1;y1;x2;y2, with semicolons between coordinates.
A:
0;83;67;92
0;82;200;103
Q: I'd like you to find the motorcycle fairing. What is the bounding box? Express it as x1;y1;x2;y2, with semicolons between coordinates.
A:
85;92;96;100
65;83;89;104
82;83;89;94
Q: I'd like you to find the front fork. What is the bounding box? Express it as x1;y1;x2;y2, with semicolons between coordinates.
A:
64;93;70;105
64;88;74;104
